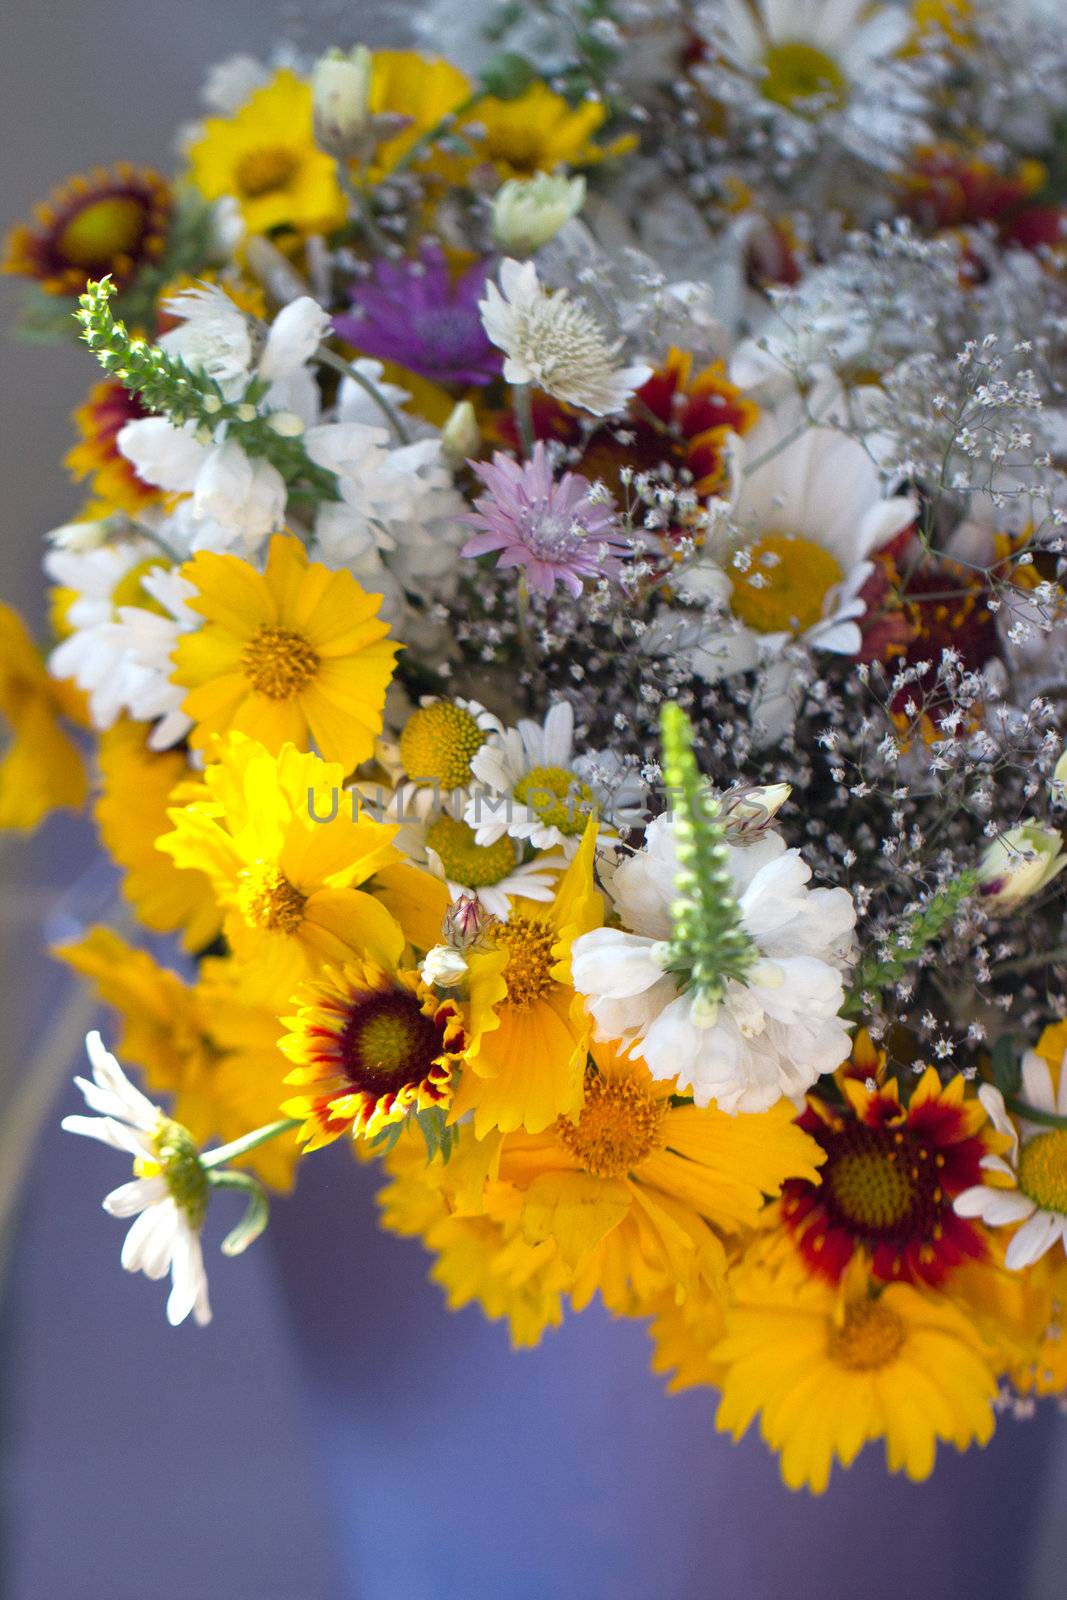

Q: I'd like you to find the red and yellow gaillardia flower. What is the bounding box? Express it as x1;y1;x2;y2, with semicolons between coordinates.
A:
3;164;172;296
175;533;400;773
281;957;468;1147
780;1062;993;1288
66;381;162;516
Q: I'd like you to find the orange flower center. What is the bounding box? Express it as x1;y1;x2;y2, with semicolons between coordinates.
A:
242;625;320;699
731;532;842;636
555;1070;664;1179
237;863;307;933
497;915;556;1009
235;146;300;198
829;1299;907;1371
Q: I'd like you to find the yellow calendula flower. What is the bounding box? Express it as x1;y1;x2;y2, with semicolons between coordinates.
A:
159;734;404;992
469;83;632;179
0;601;87;832
56;926;300;1190
711;1255;997;1493
187;68;345;236
174;534;400;772
449;816;603;1135
377;1127;571;1348
281;953;468;1147
96;719;220;953
473;1043;824;1315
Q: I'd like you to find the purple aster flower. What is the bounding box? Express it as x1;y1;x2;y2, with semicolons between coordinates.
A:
462;443;631;600
334;247;503;387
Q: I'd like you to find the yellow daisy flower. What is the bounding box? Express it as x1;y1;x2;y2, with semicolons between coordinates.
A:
281;954;468;1147
449;816;603;1135
473;1042;823;1315
187;68;345;237
56;926;300;1190
0;601;87;833
711;1255;997;1492
468;83;632;178
365;51;475;181
159;734;403;991
174;534;400;772
96;719;220;953
377;1126;571;1348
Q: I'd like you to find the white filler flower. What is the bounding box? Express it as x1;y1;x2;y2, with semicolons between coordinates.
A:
62;1031;212;1326
571;815;856;1113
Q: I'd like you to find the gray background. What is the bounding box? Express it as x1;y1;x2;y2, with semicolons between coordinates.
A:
3;6;1067;1598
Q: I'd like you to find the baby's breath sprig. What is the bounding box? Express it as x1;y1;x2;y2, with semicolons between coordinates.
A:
75;277;340;503
658;703;757;1022
847;868;980;1013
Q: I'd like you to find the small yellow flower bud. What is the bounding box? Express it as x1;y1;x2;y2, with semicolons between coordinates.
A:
440;400;480;466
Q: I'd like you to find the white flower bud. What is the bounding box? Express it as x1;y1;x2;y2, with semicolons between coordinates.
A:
312;46;373;159
420;944;469;988
978;822;1067;911
491;174;587;255
1052;750;1067;805
440;400;480;466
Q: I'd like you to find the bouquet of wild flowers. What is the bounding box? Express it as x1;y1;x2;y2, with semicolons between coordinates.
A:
6;0;1067;1494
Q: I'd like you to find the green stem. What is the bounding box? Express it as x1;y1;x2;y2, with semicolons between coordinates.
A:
512;382;535;457
337;161;393;254
992;946;1067;976
315;343;410;444
200;1117;301;1170
1005;1096;1067;1130
208;1170;271;1256
382;92;482;182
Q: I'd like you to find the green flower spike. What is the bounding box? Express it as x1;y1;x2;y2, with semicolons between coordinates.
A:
75;277;339;506
658;703;757;1025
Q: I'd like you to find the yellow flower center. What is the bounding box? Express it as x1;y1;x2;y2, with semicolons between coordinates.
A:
1018;1129;1067;1214
555;1069;665;1179
730;532;843;636
829;1299;907;1371
242;625;320;700
399;701;487;788
234;145;300;198
497;914;557;1009
828;1147;916;1230
761;42;849;113
237;863;307;933
513;764;595;837
57;197;145;265
425;814;517;887
111;557;169;617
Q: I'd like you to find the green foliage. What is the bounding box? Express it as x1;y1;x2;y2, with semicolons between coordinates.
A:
847;869;980;1012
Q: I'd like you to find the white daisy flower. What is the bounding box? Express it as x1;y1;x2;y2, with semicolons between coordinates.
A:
571;816;856;1113
955;1051;1067;1270
108;565;201;750
466;700;647;857
62;1032;212;1327
479;257;651;417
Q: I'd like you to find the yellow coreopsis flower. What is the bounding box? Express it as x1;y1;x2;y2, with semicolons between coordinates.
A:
187;68;346;236
472;1043;824;1315
364;51;474;180
711;1255;997;1492
56;925;300;1190
449;816;603;1136
469;83;632;178
174;534;400;772
0;601;87;832
159;734;403;991
96;719;221;953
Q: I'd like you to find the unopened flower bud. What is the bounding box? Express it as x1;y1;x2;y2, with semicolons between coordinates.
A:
1052;749;1067;805
420;944;469;987
491;174;586;255
720;782;791;842
440;400;480;466
978;822;1067;910
313;46;373;159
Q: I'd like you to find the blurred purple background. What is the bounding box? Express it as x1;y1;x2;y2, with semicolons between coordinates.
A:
3;5;1067;1597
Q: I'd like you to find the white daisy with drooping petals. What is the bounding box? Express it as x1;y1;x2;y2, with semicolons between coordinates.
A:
955;1049;1067;1270
571;815;856;1113
466;700;647;857
62;1032;212;1327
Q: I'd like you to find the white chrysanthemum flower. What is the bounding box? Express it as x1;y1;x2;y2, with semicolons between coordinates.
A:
118;422;287;553
159;285;329;405
955;1050;1067;1270
108;566;201;749
45;536;167;729
62;1032;212;1327
571;816;856;1113
466;700;647;857
479;258;651;416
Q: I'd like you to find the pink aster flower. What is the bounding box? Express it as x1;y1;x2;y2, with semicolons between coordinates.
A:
461;443;630;599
